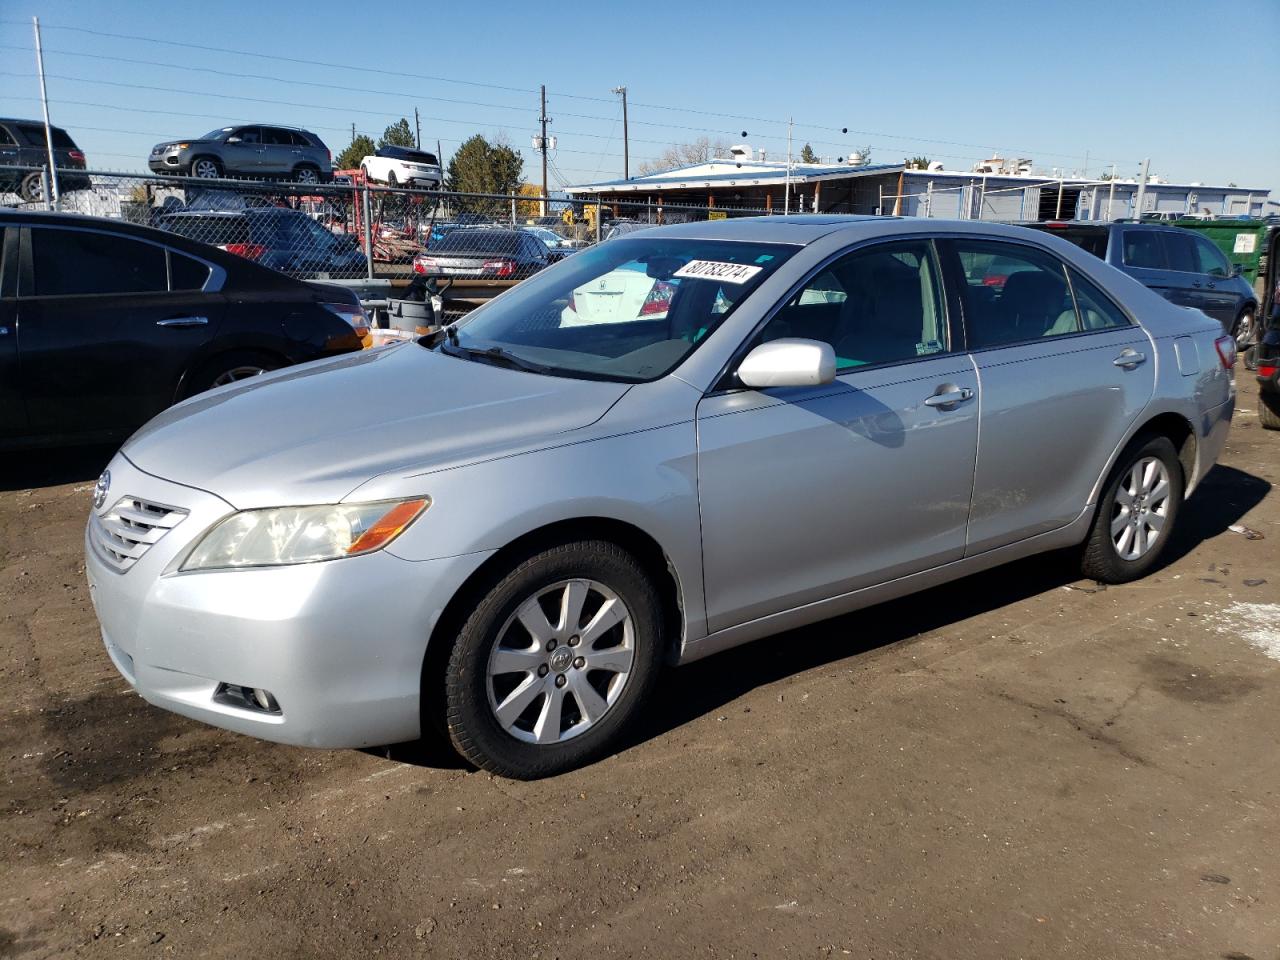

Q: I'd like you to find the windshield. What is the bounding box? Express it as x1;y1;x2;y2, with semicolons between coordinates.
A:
201;127;233;141
437;237;796;382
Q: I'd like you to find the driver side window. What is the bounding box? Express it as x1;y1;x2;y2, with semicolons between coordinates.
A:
759;240;948;370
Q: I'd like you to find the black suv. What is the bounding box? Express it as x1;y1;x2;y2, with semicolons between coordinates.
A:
0;118;90;202
148;125;333;184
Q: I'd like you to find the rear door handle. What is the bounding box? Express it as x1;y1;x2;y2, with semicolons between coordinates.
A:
924;386;974;408
1113;349;1146;368
156;316;209;328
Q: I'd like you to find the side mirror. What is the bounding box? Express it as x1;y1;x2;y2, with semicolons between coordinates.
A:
737;338;836;389
1230;263;1242;278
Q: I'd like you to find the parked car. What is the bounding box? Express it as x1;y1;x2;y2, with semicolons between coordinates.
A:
0;117;90;201
1024;221;1259;343
148;125;333;184
360;146;442;188
156;207;368;279
0;209;369;449
85;217;1234;779
521;225;579;250
413;228;564;279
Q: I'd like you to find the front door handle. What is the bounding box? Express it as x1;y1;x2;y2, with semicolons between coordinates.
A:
1113;349;1146;368
156;316;209;328
924;386;974;408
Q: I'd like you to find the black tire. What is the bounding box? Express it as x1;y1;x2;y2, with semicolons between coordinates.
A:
1080;434;1184;584
386;169;398;187
444;540;664;779
19;171;44;203
1231;308;1256;346
1260;391;1280;431
184;350;282;397
190;156;222;179
293;164;320;185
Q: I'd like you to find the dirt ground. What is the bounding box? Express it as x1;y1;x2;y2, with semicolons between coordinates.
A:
2;377;1278;960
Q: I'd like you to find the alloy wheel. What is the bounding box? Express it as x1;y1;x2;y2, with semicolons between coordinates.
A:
210;365;267;388
296;167;319;184
1111;456;1171;561
486;578;634;745
192;159;220;179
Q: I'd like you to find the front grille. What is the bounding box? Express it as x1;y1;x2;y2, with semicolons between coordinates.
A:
90;496;188;573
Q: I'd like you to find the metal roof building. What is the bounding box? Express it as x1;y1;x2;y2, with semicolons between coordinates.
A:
566;157;1270;222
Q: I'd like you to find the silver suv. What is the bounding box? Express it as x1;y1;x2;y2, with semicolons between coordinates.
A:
148;125;332;184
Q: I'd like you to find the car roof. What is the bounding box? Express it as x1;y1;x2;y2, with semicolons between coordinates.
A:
624;215;1092;246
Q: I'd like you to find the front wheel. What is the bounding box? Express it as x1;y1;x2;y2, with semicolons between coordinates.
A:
1080;435;1184;583
190;156;222;179
444;541;664;779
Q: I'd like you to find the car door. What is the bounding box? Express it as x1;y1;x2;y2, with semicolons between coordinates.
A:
15;225;224;438
1159;229;1220;319
1117;228;1190;307
1189;233;1239;329
696;238;979;633
258;127;295;176
223;126;264;175
0;227;26;439
942;237;1156;554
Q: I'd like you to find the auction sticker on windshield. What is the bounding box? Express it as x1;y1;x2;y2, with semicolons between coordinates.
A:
673;260;764;284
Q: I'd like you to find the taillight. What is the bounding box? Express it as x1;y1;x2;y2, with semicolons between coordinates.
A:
1214;335;1237;369
225;243;266;260
67;149;85;165
640;281;675;316
983;274;1008;288
483;259;515;278
1259;361;1278;379
413;256;437;274
321;300;371;346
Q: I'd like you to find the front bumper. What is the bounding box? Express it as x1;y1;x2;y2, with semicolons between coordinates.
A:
148;151;187;174
85;453;492;748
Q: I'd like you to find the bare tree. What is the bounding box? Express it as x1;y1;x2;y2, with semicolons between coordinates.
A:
637;137;732;175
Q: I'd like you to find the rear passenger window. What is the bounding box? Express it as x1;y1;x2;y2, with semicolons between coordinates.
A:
0;127;15;147
759;240;947;369
1069;269;1130;331
1161;232;1198;273
1123;231;1165;269
168;251;211;291
954;241;1075;347
29;228;167;297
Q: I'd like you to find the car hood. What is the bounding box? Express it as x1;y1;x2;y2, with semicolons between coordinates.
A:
123;343;632;508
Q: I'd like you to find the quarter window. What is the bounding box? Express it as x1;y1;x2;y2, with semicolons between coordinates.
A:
953;241;1076;347
1068;269;1130;331
1122;231;1165;269
0;126;15;147
29;228;167;297
758;240;947;369
168;251;211;291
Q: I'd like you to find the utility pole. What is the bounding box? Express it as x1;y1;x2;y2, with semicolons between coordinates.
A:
1133;158;1150;220
1106;163;1117;220
539;85;550;216
783;117;793;215
414;108;421;149
32;17;59;209
611;86;629;180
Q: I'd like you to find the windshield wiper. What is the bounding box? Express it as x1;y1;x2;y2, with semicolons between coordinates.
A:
440;341;555;375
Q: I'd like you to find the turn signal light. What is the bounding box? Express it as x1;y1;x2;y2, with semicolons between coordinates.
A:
347;499;430;554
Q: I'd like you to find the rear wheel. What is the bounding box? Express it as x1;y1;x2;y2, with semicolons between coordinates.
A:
1232;308;1257;347
1260;391;1280;431
386;170;398;187
1080;434;1184;583
19;171;44;202
443;541;664;779
190;156;222;179
185;350;282;397
294;164;320;185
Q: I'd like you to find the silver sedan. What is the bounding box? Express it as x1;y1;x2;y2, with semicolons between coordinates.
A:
86;217;1236;779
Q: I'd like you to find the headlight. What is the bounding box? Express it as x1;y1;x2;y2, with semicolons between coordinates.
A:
181;498;429;571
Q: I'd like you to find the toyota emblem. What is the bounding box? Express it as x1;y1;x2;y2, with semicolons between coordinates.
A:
92;469;111;510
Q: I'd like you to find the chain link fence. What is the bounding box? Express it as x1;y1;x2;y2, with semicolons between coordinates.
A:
1;166;774;288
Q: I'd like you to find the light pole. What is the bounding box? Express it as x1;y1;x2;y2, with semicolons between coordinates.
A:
611;86;629;180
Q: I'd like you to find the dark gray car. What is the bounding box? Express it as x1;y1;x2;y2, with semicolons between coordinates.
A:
148;125;332;184
1026;222;1258;339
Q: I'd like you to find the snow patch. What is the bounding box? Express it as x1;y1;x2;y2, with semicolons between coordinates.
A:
1210;602;1280;661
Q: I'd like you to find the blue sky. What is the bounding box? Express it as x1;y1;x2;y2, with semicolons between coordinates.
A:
2;0;1277;193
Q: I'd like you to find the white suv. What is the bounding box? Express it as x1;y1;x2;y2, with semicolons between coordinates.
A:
361;146;442;188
